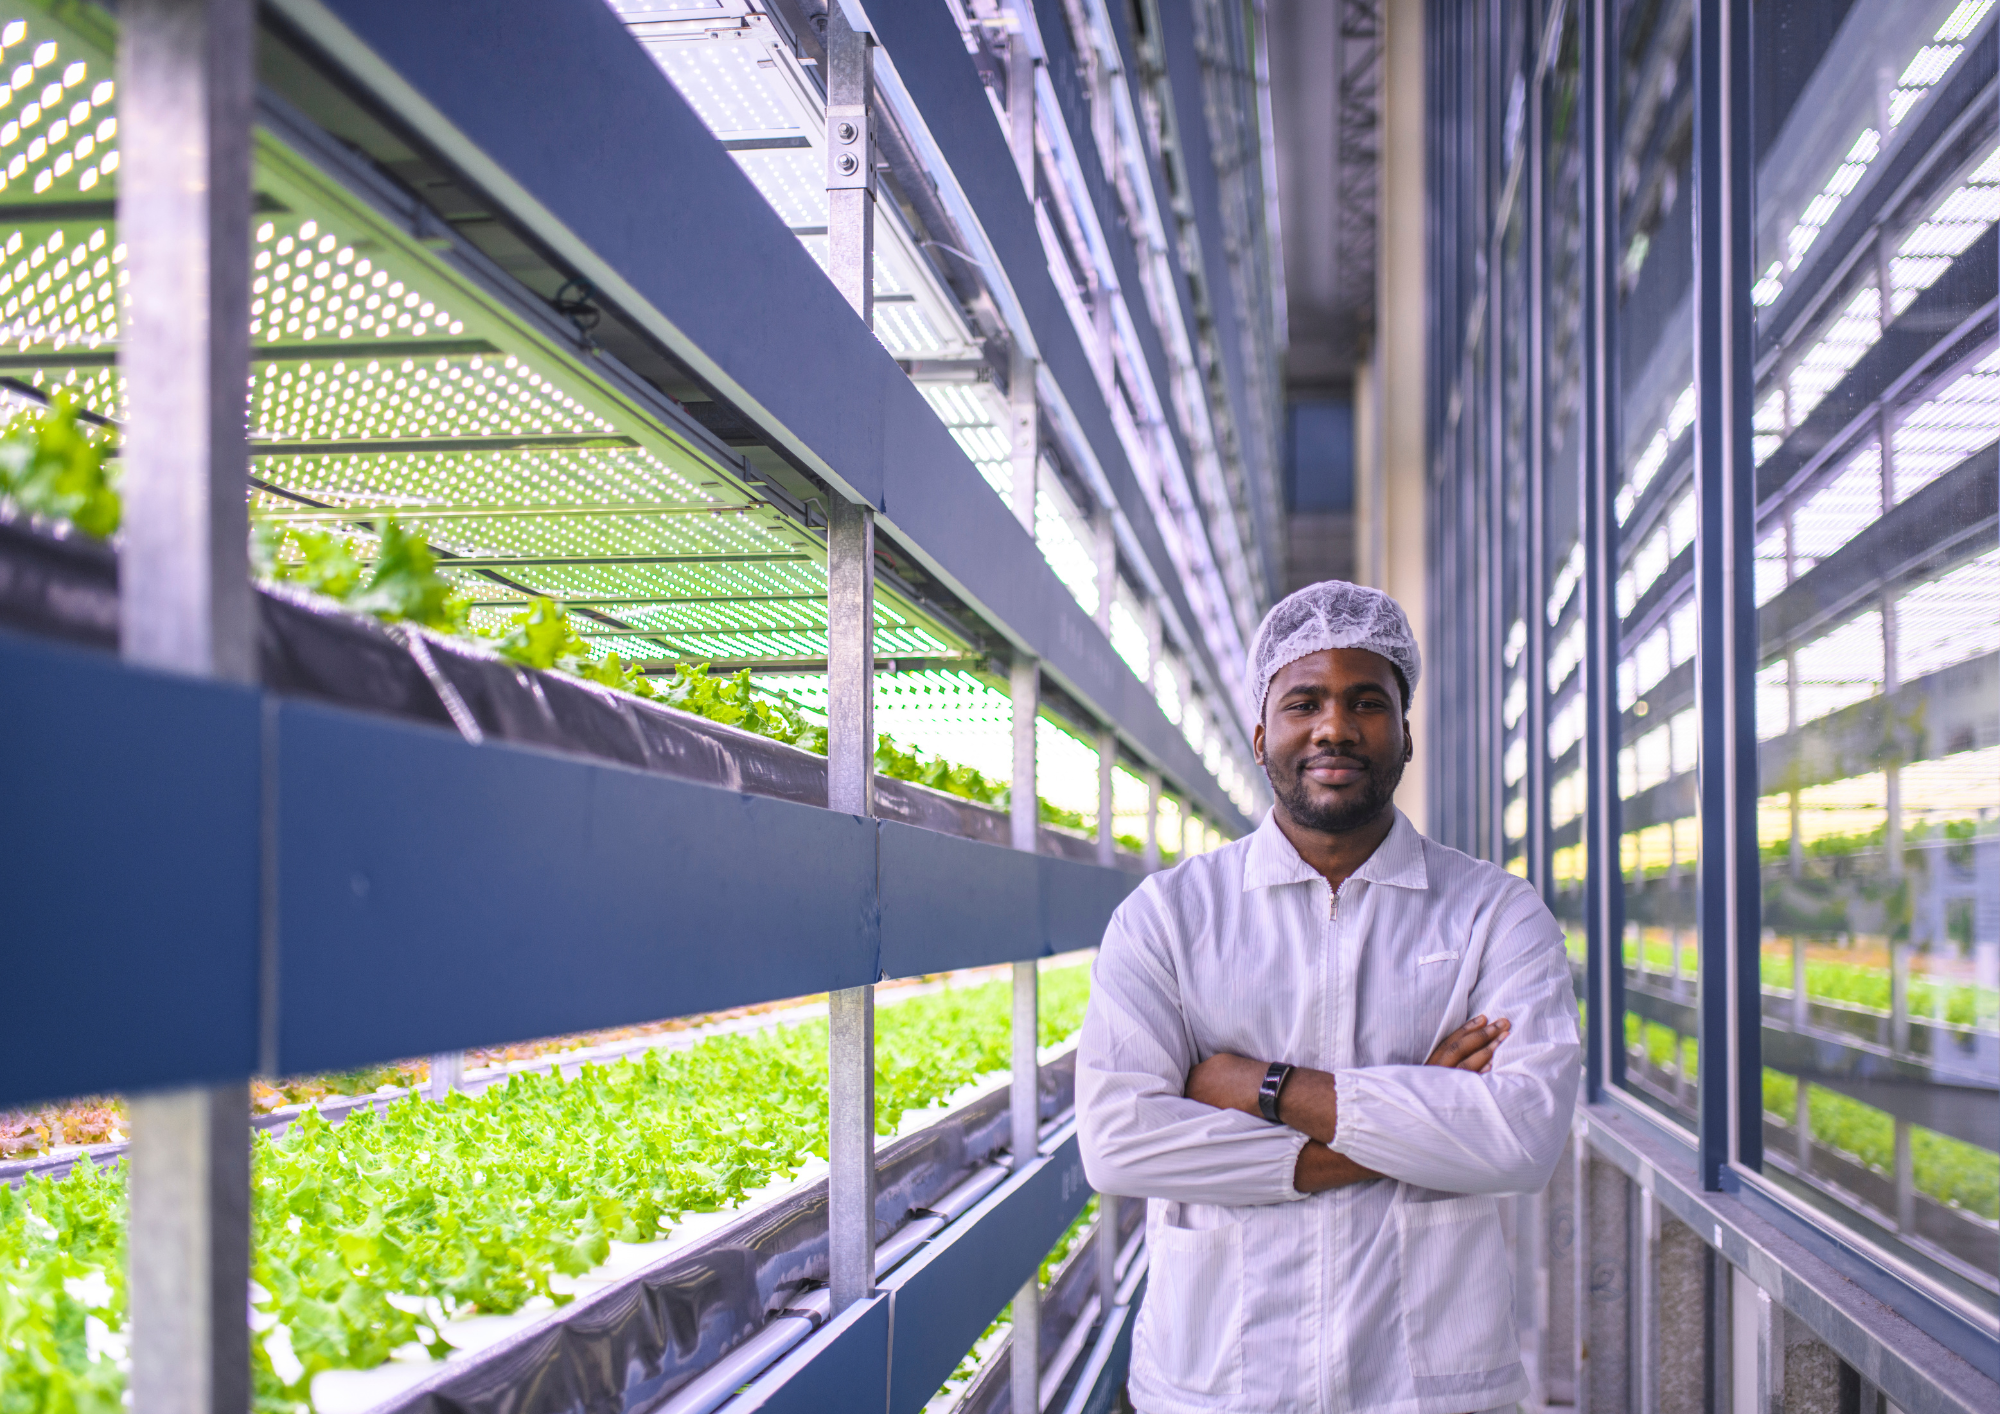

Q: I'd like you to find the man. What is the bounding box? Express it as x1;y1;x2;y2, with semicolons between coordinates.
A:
1077;581;1581;1414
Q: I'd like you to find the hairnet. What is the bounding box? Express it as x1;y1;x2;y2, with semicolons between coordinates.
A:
1246;580;1421;721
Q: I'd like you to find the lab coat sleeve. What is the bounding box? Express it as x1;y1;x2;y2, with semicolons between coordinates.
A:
1331;884;1582;1193
1077;884;1312;1206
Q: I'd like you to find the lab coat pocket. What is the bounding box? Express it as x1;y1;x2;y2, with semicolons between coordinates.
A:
1396;1193;1516;1377
1139;1218;1246;1396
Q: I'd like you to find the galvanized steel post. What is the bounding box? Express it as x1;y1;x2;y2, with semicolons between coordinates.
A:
1095;1192;1121;1312
826;498;877;1319
1143;769;1162;870
1009;656;1041;1161
1005;19;1037;535
824;0;878;1318
1010;346;1038;532
1096;726;1116;868
1010;650;1041;1414
824;2;873;327
119;2;256;1410
1005;20;1035;193
1092;505;1115;635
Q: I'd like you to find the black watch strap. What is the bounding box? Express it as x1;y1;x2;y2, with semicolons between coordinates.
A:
1257;1062;1295;1123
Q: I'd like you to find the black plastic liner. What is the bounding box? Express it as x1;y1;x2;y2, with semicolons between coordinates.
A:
382;1053;1078;1414
0;512;119;650
0;511;1142;870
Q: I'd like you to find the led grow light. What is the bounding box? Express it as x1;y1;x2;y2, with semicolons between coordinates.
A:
0;5;972;680
919;380;1012;502
610;0;981;363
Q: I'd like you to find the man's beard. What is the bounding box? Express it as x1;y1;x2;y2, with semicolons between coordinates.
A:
1268;748;1405;834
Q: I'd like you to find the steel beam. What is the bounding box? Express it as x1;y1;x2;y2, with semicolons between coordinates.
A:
1009;652;1041;1158
119;3;257;1410
828;984;877;1316
1143;769;1161;869
823;2;880;1321
127;1085;253;1414
825;2;874;327
1096;725;1116;868
1008;618;1041;1414
826;491;877;1314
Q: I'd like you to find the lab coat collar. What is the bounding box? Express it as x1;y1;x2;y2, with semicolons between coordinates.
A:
1244;806;1430;893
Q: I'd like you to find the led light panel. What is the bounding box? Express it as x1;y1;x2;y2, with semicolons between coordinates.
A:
0;7;970;683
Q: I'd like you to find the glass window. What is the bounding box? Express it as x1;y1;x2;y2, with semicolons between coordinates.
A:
1611;0;1700;1129
1748;0;1998;1306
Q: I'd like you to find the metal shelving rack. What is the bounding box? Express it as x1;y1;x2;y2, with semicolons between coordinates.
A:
0;1;1290;1411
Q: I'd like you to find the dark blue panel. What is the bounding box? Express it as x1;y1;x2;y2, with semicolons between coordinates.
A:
877;821;1042;978
883;1133;1091;1414
1037;854;1135;957
306;0;1247;835
1287;402;1355;512
0;630;261;1108
732;1295;890;1414
273;700;878;1073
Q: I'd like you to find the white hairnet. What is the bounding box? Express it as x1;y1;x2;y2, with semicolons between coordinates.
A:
1247;580;1421;721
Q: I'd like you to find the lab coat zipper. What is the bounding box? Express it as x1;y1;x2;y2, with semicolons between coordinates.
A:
1320;875;1342;1414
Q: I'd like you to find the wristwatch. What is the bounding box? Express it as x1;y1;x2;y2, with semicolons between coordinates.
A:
1257;1062;1295;1123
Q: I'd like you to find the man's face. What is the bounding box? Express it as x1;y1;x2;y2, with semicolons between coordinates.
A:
1253;648;1410;835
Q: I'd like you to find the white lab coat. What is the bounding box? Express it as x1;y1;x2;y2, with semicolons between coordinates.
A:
1078;809;1581;1414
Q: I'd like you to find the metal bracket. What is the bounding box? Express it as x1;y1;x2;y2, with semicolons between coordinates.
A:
827;101;873;192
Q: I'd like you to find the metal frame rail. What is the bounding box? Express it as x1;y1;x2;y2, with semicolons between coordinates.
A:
0;0;1242;1410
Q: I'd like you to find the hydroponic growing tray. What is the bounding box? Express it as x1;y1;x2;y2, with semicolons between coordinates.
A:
0;509;1140;868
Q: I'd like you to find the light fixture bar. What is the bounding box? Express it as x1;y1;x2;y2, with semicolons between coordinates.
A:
463;593;828;608
248;434;640;455
629;654;975;675
250;502;756;521
573;622;836;636
435;552;812;567
0;338;500;371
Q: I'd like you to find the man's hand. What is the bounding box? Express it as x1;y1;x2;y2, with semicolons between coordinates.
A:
1426;1013;1511;1073
1183;1013;1512;1192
